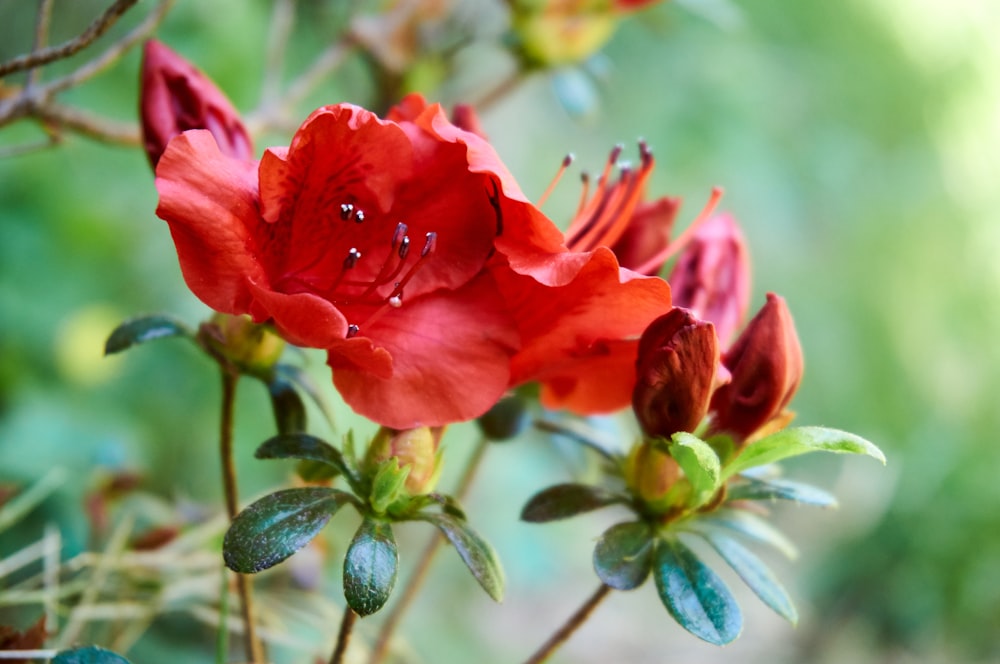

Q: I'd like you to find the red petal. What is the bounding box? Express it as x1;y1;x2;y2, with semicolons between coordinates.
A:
328;273;519;428
155;130;264;315
247;280;350;349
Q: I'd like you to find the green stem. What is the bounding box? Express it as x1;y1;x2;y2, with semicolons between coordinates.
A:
329;608;358;664
219;370;265;664
367;436;490;664
521;584;612;664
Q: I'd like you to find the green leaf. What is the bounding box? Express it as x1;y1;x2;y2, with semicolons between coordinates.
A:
52;646;132;663
104;315;189;355
267;376;307;435
520;483;627;523
727;477;838;508
255;433;360;490
276;363;337;430
343;517;398;617
699;530;798;624
653;537;742;645
404;493;467;520
223;487;355;573
668;433;722;508
690;509;798;560
369;460;410;515
417;512;504;602
723;427;885;480
593;521;654;590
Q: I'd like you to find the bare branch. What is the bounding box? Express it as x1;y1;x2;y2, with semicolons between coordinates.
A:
260;0;297;106
27;0;56;88
0;0;141;78
35;103;140;145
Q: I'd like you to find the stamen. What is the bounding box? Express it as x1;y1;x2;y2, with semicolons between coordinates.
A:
343;247;361;269
346;324;360;338
537;153;574;208
388;232;437;298
353;209;365;223
574;171;590;217
632;186;725;276
340;203;354;220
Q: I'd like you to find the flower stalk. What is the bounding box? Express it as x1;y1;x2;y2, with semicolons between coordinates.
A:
522;584;612;664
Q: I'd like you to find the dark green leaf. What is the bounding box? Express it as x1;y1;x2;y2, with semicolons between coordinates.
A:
689;509;798;559
699;530;798;624
727;477;838;508
669;433;722;507
255;434;360;489
520;483;627;523
593;521;654;590
723;427;885;480
343;517;398;617
223;487;354;573
52;646;132;663
267;377;307;435
653;537;742;645
104;315;189;355
406;493;466;520
417;512;504;602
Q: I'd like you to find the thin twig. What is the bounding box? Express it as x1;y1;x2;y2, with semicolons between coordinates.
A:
521;584;612;664
260;0;297;106
368;436;490;664
27;0;56;89
35;103;139;145
0;0;140;78
328;609;358;664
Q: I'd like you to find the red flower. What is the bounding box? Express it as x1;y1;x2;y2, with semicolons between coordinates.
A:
139;40;252;167
632;307;720;438
710;293;803;443
155;96;564;428
667;212;751;348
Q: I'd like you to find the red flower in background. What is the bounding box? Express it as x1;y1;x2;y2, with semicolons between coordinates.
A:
140;40;253;166
153;96;567;428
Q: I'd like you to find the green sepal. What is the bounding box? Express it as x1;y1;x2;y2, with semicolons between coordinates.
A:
369;459;411;515
727;477;838;508
520;483;627;523
255;433;361;492
223;487;356;573
593;521;654;590
104;315;189;355
688;508;798;560
266;376;307;435
653;536;742;646
667;433;722;508
698;530;798;625
401;493;466;520
343;517;398;617
52;646;132;663
415;512;504;602
723;427;885;480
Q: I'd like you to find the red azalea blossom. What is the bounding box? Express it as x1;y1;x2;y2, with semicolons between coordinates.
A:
155;95;563;428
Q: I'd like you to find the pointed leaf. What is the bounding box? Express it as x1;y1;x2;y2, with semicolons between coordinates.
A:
521;484;628;523
699;530;798;624
417;512;504;602
255;434;360;489
223;487;354;573
653;537;742;645
343;517;398;616
668;433;722;507
593;521;654;590
104;315;190;355
267;376;307;435
52;647;132;663
723;427;885;480
727;477;838;508
690;509;798;559
369;460;410;515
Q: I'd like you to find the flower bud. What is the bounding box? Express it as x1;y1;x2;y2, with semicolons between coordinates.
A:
623;439;681;506
140;40;252;167
364;426;440;495
668;213;750;348
710;293;803;443
608;196;681;275
632;308;721;438
198;313;285;375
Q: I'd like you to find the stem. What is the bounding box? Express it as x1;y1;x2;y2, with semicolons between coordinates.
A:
367;436;490;664
218;370;265;664
328;608;358;664
521;584;612;664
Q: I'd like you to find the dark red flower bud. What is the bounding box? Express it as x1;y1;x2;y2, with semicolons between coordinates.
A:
139;40;252;168
710;293;803;443
668;213;750;348
632;307;720;438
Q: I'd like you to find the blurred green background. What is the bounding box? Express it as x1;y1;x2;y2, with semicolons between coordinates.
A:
2;0;999;662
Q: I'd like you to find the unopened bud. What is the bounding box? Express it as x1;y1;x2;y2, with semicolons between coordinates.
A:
198;313;284;375
365;426;440;495
632;308;721;438
624;440;682;506
710;293;803;444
